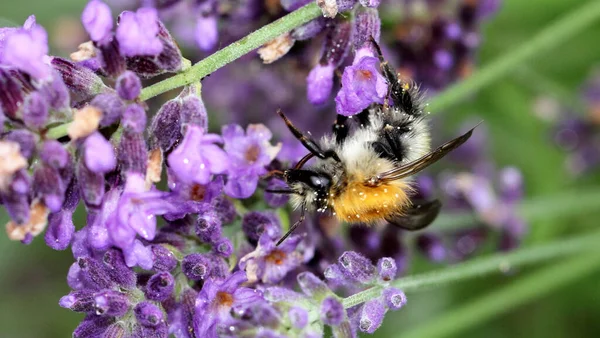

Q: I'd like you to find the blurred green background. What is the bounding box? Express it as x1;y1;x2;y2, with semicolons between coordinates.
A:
2;0;600;337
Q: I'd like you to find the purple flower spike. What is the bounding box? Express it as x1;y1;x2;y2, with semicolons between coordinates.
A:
116;71;142;100
338;251;376;284
359;298;387;333
45;211;75;250
335;56;388;116
320;297;345;326
307;64;334;105
82;0;113;44
150;244;178;272
2;18;51;79
117;8;163;57
182;253;211;281
94;290;130;317
22;92;49;129
289;306;308;328
382;287;407;311
195;16;218;51
145;272;175;301
84;132;116;173
168;125;229;185
377;257;397;282
135;301;164;327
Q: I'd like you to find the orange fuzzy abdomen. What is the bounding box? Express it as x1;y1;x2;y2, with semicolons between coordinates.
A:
331;180;412;224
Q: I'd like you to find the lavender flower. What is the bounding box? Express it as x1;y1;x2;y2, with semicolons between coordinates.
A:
335;55;388;116
1;16;51;79
222;124;281;198
167;125;229;185
117;8;163;56
82;0;113;44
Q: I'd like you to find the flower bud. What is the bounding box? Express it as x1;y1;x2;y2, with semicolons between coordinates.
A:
382;287;407;310
40;140;69;169
180;91;208;131
149;99;182;152
59;290;95;313
22;92;49;129
83;132;116;173
150;244;178;272
102;248;136;288
212;195;236;224
359;298;386;333
82;0;113;43
377;257;397;282
78;256;115;290
73;316;113;338
50;57;108;99
181;253;210;281
116;71;141;100
145;272;175;301
196;211;222;243
320;296;344;326
289;306;308;328
94;290;130;316
118;129;148;175
33;164;66;212
134;301;164;327
122;103;147;133
338;251;376;284
45;210;75;250
90;92;126;127
0;68;26;118
353;7;380;51
76;158;105;207
214;237;233;257
297;272;329;297
242;211;280;244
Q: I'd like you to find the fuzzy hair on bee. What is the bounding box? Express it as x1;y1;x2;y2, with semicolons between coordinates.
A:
267;41;478;246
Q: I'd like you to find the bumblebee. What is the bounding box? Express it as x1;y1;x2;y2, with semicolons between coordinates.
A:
269;42;477;246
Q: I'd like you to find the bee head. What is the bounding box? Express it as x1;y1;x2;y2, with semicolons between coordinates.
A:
284;169;332;209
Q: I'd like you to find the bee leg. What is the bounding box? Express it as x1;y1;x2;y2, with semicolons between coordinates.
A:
276;207;306;246
277;109;341;162
368;37;419;116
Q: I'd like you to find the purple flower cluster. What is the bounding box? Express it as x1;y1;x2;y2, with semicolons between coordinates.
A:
0;1;516;337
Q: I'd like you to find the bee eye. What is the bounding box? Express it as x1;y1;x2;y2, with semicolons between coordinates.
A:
310;175;330;189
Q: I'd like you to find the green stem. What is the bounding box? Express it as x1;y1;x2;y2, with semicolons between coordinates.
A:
138;3;321;101
433;188;600;231
428;0;600;112
342;229;600;308
400;252;600;338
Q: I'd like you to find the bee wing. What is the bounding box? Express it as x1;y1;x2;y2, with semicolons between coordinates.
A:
385;199;441;231
370;124;479;184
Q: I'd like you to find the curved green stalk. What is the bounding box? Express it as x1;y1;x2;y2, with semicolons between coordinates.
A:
342;229;600;309
400;252;600;338
138;3;321;101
